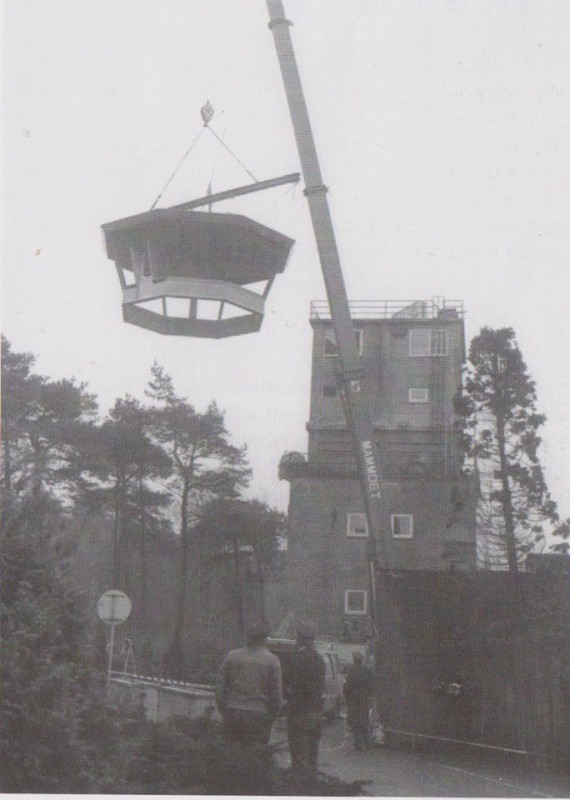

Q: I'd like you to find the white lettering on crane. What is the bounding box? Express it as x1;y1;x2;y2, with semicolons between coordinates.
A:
361;441;381;500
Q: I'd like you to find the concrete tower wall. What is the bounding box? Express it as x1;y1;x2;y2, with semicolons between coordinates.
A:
281;300;477;637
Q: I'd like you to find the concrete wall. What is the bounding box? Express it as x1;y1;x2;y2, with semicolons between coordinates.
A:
309;316;465;433
111;676;220;723
284;473;477;639
372;570;570;764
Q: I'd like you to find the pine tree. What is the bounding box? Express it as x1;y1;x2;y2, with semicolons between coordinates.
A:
77;394;173;646
192;498;285;632
550;518;570;555
1;494;102;791
1;336;98;504
456;327;558;571
1;336;35;491
145;364;251;675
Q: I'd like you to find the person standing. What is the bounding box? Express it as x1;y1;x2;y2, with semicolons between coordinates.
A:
215;621;283;747
343;650;374;750
285;620;326;776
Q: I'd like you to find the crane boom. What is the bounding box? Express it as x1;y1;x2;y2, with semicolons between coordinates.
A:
266;1;395;585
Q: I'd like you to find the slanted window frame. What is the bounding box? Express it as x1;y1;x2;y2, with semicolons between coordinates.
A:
324;327;363;357
344;589;368;615
391;513;414;539
347;512;368;538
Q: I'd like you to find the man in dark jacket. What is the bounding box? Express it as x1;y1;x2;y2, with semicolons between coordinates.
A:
343;651;374;750
285;620;325;776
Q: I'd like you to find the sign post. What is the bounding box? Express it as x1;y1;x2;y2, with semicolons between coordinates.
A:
97;590;132;697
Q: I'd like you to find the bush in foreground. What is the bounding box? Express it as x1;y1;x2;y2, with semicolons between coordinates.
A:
116;716;366;796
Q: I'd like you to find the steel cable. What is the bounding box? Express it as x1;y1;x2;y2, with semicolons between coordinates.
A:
149;124;206;210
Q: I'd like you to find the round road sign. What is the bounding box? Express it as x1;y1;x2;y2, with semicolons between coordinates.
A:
97;590;131;625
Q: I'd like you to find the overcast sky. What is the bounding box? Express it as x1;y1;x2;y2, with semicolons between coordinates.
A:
2;0;569;522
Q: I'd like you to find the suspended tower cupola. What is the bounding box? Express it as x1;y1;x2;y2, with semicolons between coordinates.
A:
102;175;297;339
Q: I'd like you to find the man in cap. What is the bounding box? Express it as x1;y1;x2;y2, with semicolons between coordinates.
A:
216;621;283;747
343;650;374;750
284;620;326;776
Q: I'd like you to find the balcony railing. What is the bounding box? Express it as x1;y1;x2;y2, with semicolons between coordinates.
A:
310;298;464;321
279;451;465;481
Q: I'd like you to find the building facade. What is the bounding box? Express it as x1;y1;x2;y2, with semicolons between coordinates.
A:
279;298;478;640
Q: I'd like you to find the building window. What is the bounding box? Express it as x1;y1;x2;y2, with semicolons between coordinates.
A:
324;327;363;356
391;514;413;538
409;328;447;356
323;385;337;397
344;589;368;615
409;388;429;403
431;329;448;356
347;512;368;537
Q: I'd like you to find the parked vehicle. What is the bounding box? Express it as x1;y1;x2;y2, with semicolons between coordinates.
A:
266;637;344;720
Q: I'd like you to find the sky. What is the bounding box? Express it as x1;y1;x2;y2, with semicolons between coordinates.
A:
2;0;569;522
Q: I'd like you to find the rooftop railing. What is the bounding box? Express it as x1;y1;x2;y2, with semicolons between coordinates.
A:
310;298;464;321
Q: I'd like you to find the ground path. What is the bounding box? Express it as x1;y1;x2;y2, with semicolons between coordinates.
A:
271;717;570;797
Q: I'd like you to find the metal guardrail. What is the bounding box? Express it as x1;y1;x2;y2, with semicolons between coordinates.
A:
110;672;218;723
310;299;464;321
110;671;215;695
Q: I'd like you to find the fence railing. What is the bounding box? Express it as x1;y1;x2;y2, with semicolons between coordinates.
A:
310;299;464;321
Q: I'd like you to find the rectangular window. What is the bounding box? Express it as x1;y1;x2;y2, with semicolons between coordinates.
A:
323;385;337;397
344;589;368;615
324;327;363;356
391;514;414;539
409;328;447;356
347;512;368;537
409;388;429;403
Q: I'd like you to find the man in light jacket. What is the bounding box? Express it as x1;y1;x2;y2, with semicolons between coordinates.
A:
216;621;283;746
